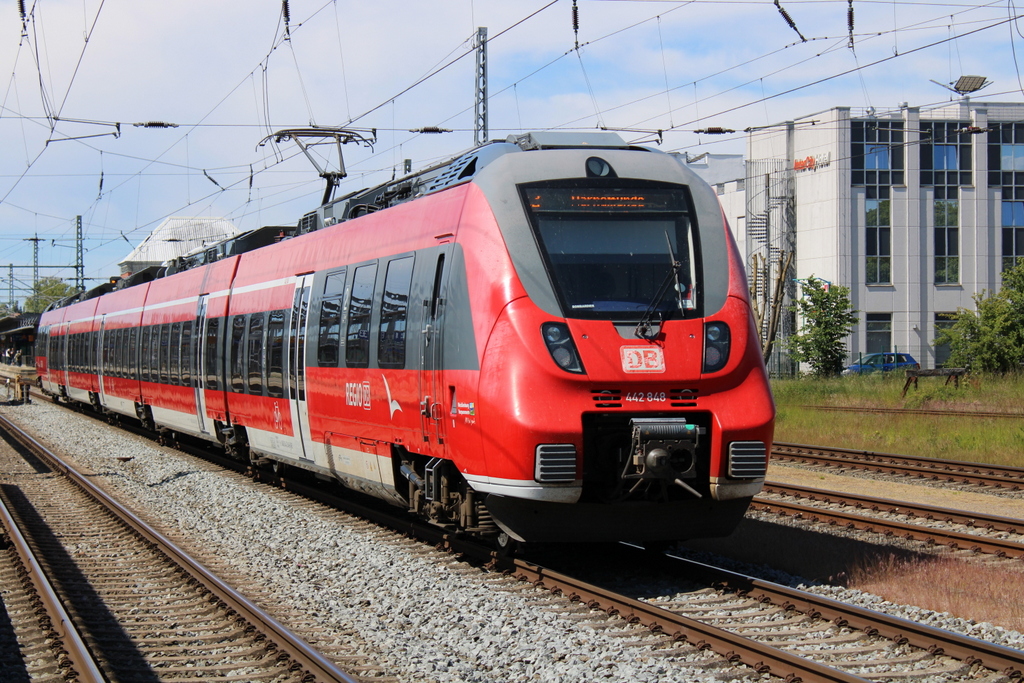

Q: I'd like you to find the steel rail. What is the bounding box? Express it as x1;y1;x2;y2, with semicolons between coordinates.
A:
507;557;873;683
227;455;870;683
30;397;1020;682
751;497;1024;559
796;405;1024;420
763;481;1024;534
644;549;1024;680
0;411;359;683
0;491;106;683
773;442;1024;489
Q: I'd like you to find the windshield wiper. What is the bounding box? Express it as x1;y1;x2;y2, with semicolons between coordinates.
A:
634;260;682;339
634;232;684;340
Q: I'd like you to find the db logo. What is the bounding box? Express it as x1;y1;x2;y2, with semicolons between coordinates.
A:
620;346;666;373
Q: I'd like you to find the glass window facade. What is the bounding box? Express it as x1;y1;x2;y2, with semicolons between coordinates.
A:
865;189;891;285
1004;200;1024;271
934;190;959;284
920;121;972;186
852;120;904;186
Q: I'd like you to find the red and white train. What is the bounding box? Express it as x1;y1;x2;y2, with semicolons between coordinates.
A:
37;131;774;545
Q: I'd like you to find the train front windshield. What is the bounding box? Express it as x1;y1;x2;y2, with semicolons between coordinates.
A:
522;184;700;321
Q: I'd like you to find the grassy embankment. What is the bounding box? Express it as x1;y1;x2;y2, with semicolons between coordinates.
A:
770;373;1024;467
771;374;1024;631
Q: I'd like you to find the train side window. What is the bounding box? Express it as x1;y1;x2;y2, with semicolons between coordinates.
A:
112;329;121;378
205;318;220;392
318;298;342;367
181;321;193;387
247;313;265;395
102;330;110;373
230;315;246;393
379;255;414;369
150;326;161;383
140;327;150;383
129;327;138;378
120;329;128;378
267;310;285;398
346;263;377;368
159;324;171;384
169;323;182;385
324;269;347;298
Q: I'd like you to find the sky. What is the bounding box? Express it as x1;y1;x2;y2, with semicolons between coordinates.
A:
1;0;1022;306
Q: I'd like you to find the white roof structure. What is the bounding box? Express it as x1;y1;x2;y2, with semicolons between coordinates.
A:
118;217;238;275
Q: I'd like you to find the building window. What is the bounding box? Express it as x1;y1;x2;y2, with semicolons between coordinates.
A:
989;123;1024;187
866;190;891;284
934;192;959;284
864;145;890;169
852;120;904;186
920;121;971;186
934;145;958;170
866;313;892;353
934;312;957;368
1004;200;1024;271
1002;144;1024;171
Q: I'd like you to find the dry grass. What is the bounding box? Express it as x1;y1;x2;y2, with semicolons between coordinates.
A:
848;555;1024;632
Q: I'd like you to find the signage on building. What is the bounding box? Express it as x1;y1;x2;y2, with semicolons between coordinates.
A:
793;152;831;172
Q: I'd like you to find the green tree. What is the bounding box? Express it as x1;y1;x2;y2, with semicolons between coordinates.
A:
786;276;859;377
936;259;1024;372
23;277;80;313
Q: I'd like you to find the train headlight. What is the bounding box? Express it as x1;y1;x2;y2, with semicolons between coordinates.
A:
702;322;730;373
541;322;585;374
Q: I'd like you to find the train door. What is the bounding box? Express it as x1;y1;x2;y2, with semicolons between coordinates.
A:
287;274;314;459
193;295;213;436
420;246;453;446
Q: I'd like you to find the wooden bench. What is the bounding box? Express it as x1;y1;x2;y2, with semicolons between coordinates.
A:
902;368;967;397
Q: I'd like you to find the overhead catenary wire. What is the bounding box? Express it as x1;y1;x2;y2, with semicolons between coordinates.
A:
2;0;1022;283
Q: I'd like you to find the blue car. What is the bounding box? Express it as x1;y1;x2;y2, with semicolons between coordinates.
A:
842;352;920;375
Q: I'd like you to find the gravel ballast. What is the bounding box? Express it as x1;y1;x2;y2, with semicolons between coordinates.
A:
4;399;1022;681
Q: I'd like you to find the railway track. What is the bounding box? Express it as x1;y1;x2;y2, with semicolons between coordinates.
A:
796;405;1024;420
239;442;1024;682
12;398;1024;682
755;481;1024;559
773;442;1024;491
0;411;359;683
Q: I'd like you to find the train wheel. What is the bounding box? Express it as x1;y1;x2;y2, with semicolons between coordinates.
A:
495;531;525;558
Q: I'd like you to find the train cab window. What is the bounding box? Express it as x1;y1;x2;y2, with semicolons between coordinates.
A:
205;318;221;392
169;323;182;385
346;263;377;368
247;313;265;395
521;184;700;322
267;310;285;398
180;321;193;387
318;298;342;367
378;256;414;369
230;315;246;393
159;324;171;384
